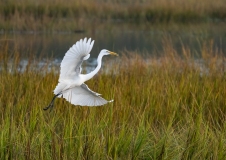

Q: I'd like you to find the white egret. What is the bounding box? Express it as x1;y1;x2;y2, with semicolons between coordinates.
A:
44;37;118;111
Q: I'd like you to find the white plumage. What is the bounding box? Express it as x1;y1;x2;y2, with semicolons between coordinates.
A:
62;84;109;106
59;38;94;79
44;37;118;110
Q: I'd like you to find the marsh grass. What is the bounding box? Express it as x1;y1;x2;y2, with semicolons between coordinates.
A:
0;0;226;31
0;40;226;159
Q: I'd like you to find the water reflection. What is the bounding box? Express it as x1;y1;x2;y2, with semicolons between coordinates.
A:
1;23;226;60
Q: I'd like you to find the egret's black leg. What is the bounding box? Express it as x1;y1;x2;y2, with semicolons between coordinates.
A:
43;93;62;111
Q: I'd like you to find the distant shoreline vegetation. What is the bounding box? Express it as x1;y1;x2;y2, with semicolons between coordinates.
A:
0;0;226;31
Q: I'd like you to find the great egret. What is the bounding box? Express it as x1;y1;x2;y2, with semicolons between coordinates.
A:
43;37;118;111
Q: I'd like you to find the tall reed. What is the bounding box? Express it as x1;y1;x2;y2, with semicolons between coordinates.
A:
0;40;225;159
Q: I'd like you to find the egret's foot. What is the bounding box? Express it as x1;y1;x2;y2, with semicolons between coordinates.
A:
43;93;61;111
43;103;54;111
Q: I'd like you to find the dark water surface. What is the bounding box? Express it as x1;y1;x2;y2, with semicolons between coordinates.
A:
1;23;226;60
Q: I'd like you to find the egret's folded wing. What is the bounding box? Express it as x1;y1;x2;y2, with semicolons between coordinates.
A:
62;84;112;106
60;38;94;79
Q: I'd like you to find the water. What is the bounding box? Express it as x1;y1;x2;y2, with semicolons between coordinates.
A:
1;23;226;70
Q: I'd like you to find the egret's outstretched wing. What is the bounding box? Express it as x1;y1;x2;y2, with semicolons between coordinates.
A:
62;84;112;106
60;37;94;79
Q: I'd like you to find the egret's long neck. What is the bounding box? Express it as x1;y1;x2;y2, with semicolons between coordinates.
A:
83;52;104;82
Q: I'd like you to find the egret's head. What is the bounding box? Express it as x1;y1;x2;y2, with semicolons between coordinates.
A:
101;49;118;56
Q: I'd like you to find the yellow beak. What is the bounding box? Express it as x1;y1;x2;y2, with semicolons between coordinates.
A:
108;51;119;56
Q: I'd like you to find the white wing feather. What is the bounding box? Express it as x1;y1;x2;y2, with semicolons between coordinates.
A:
62;84;112;106
53;37;113;107
59;38;94;79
